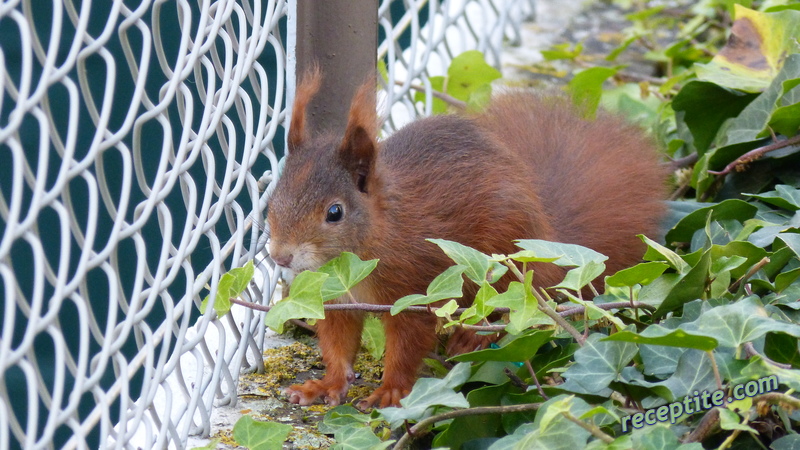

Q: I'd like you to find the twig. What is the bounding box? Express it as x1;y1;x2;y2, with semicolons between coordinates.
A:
502;260;526;282
504;367;528;390
669;153;698;170
525;360;549;400
614;71;665;85
730;257;769;295
669;182;692;201
289;319;315;332
682;407;720;443
743;342;792;369
707;350;724;391
755;392;800;410
232;297;655;337
562;412;615;444
708;134;800;176
531;286;587;346
557;301;656;316
393;402;542;449
395;80;467;110
230;297;512;315
459;324;507;332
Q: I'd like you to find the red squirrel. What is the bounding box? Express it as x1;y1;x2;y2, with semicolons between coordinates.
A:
267;70;668;408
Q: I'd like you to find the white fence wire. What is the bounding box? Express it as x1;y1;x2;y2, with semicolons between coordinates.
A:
0;0;533;448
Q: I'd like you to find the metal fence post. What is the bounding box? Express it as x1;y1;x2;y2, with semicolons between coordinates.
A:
287;0;379;135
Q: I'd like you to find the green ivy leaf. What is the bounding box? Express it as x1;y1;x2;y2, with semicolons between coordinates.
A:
428;238;506;284
485;275;550;335
745;184;800;211
741;355;800;391
764;333;800;369
652;247;712;318
333;425;393;450
318;252;378;301
770;435;800;449
200;260;255;316
541;42;584;60
390;265;466;314
318;405;373;435
450;329;554;362
630;424;702;450
641;235;690;273
719;408;758;432
664;199;759;244
710;240;769;279
494;395;594;449
461;281;499;325
606;262;670;287
713;53;800;150
264;271;328;333
232;416;292;450
680;296;800;348
515;239;608;267
379;363;471;429
432;384;513;449
568;66;621;118
622;349;717;405
434;299;460;319
361;317;385;360
602;327;718;351
769;78;800;135
446;50;501;102
507;250;561;264
559;333;638;397
639;338;685;378
671;81;757;154
555;260;606;291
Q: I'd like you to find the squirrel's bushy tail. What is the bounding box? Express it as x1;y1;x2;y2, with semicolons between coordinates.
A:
479;93;669;272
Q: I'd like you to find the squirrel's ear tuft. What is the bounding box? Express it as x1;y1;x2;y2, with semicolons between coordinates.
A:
288;66;322;152
339;79;379;193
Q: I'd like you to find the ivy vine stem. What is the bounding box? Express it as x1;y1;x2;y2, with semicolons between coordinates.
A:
525;360;549;400
562;412;615;444
530;286;587;346
682;408;720;444
743;342;792;369
706;350;724;391
393;402;543;449
708;134;800;176
394;80;467;109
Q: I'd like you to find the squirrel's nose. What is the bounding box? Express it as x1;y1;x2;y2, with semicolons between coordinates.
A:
272;253;293;268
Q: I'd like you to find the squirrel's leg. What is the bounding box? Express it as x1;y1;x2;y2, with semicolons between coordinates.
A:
286;310;364;406
359;311;438;408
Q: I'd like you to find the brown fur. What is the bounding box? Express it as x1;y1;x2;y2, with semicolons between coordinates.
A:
268;76;668;408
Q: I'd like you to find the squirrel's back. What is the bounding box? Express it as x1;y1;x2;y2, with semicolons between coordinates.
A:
478;93;668;272
370;93;667;281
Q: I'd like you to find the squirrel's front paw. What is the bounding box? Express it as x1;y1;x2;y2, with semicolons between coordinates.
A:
285;379;349;406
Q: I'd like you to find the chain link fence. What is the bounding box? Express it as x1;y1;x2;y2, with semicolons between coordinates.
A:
0;0;533;448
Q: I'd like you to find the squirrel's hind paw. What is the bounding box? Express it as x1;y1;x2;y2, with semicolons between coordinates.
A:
285;379;348;406
357;385;410;410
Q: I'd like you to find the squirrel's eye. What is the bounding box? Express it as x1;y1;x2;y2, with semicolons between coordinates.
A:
326;204;344;223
